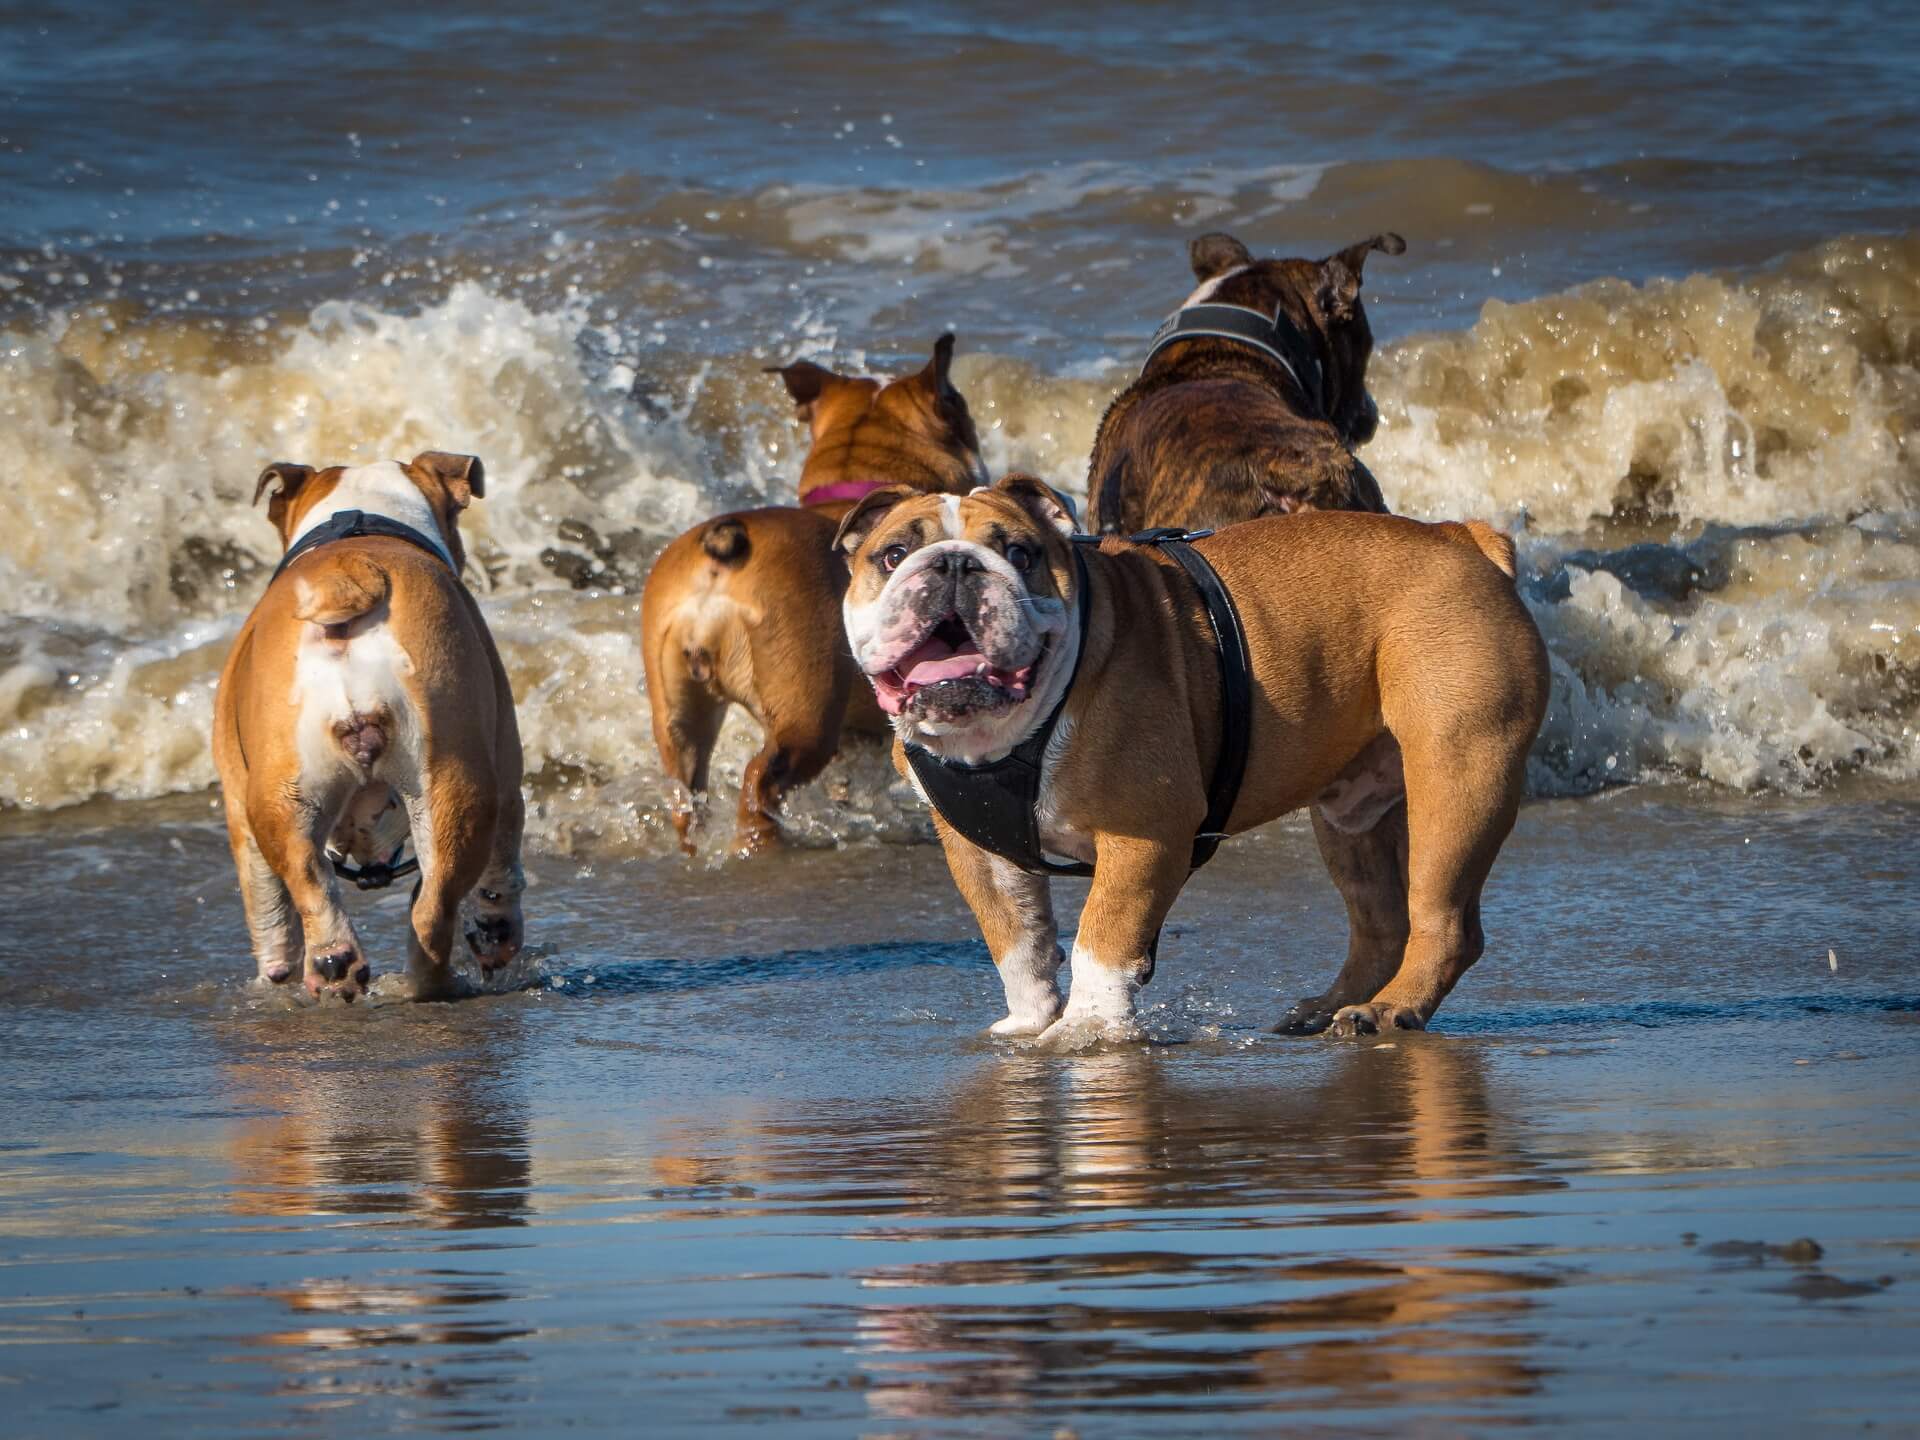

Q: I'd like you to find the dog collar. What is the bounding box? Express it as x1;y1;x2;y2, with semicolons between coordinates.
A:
1142;302;1324;407
272;509;456;584
904;530;1252;883
801;478;895;505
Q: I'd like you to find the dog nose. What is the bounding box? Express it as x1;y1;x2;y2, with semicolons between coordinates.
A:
937;550;981;575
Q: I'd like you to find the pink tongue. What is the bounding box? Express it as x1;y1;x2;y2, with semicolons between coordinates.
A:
904;653;986;686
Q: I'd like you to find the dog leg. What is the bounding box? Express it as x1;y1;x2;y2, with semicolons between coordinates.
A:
942;832;1064;1035
229;822;301;986
253;791;370;1001
731;616;851;855
464;779;526;975
647;651;728;856
402;776;494;1000
1328;742;1520;1037
1277;802;1410;1034
1037;836;1189;1047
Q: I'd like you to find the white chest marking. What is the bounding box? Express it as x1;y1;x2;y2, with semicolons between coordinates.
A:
289;461;453;569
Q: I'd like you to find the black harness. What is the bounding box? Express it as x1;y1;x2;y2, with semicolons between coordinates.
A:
904;529;1253;889
1142;301;1323;409
271;508;454;584
269;508;450;892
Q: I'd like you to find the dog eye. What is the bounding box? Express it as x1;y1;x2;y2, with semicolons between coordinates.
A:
1005;543;1033;573
880;544;910;572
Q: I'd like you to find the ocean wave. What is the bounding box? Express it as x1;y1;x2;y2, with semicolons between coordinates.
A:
2;230;1916;839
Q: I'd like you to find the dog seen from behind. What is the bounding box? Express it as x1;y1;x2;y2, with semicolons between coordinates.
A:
212;451;526;1001
640;335;988;854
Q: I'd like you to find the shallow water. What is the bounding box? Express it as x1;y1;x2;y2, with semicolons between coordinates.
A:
3;786;1917;1434
5;3;1920;1432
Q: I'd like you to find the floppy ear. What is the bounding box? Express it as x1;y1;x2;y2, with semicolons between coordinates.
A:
917;332;958;395
993;473;1079;538
1318;233;1405;321
1190;232;1254;283
765;359;844;413
253;462;313;507
411;450;486;508
831;485;916;557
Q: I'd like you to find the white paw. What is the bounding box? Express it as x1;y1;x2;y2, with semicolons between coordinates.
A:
1032;1009;1145;1051
989;1007;1060;1037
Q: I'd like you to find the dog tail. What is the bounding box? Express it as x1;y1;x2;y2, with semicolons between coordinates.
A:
700;516;750;564
1447;519;1518;580
291;553;391;625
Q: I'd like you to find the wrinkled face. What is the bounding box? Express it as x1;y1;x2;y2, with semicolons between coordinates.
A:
1179;232;1404;448
837;477;1081;756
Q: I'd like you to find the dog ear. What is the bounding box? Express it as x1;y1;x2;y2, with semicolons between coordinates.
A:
1190;232;1254;283
917;332;958;395
766;359;844;414
993;473;1079;538
253;462;313;507
832;485;916;557
411;451;486;508
1318;233;1405;321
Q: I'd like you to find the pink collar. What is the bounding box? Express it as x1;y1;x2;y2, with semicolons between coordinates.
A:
802;478;893;505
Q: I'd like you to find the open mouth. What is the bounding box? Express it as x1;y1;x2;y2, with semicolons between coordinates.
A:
871;616;1035;716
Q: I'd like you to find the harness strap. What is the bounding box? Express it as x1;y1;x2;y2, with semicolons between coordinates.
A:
328;841;418;892
1142;302;1324;411
904;530;1253;880
272;510;454;584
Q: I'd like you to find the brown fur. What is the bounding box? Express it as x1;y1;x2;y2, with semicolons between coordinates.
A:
841;476;1548;1038
639;334;986;854
1088;231;1403;534
212;452;526;1001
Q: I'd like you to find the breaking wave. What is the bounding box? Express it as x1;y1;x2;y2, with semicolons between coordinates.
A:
2;229;1915;847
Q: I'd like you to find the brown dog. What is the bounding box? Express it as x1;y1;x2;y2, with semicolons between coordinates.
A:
1087;231;1404;534
640;335;987;853
212;452;525;1001
836;475;1547;1044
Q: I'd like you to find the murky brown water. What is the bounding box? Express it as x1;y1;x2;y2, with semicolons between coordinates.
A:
3;784;1915;1434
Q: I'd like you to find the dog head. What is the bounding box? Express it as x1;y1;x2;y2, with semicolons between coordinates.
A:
1180;230;1405;447
771;333;988;504
835;474;1083;762
253;451;486;572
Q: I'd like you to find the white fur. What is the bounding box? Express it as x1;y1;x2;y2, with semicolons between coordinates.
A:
939;494;964;538
290;621;418;793
1032;712;1094;866
1038;939;1142;1043
1181;264;1248;308
985;857;1064;1036
289;461;454;569
1316;734;1407;835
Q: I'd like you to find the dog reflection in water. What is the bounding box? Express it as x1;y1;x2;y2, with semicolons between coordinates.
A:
842;1042;1562;1420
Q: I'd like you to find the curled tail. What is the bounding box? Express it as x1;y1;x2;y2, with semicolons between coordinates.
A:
291;553;391;625
701;516;750;563
1442;519;1518;580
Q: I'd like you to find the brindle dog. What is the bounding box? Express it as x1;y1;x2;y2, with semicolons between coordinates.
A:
1087;231;1404;535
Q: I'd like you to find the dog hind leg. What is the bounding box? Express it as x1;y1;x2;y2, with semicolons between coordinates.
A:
401;772;495;999
1276;802;1410;1034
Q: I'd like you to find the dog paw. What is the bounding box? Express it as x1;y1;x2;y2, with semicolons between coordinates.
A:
261;960;296;985
1274;996;1338;1035
465;914;521;973
1032;1011;1144;1051
1327;1001;1426;1037
305;948;370;1000
989;1009;1060;1038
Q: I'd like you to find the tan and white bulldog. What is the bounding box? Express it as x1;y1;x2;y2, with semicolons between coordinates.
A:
640;335;986;853
835;475;1549;1043
212;451;525;1001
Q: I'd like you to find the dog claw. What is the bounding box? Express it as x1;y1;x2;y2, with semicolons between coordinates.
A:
1274;998;1336;1036
1327;1002;1425;1038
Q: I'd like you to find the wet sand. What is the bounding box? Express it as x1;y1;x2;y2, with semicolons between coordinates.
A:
2;784;1916;1434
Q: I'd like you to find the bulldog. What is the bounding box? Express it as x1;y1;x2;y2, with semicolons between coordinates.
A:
1087;230;1404;535
212;451;525;1001
836;475;1548;1043
640;334;987;854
